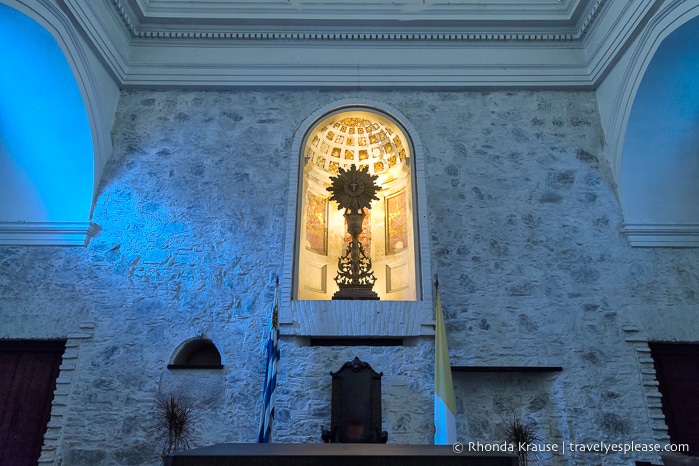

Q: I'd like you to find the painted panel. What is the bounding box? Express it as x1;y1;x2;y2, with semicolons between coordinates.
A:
386;190;408;254
306;192;328;255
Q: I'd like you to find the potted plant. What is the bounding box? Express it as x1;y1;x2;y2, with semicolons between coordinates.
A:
504;414;540;466
153;393;199;463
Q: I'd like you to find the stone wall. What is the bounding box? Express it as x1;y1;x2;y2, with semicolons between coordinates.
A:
1;89;698;465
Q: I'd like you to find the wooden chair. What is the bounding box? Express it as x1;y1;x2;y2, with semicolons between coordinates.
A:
322;357;388;443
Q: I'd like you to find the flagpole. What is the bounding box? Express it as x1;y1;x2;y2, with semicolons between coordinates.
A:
434;276;457;444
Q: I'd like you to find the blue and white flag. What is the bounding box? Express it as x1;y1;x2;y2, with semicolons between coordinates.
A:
258;278;280;443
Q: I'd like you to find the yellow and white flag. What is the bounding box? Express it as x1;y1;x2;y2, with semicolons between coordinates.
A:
434;283;457;444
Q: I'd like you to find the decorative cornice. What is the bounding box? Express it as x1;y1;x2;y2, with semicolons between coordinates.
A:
0;222;90;246
577;0;606;38
621;223;699;247
110;0;608;43
136;31;578;42
63;0;668;89
109;0;138;37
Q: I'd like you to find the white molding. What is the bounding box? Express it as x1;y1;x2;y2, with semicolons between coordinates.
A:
0;222;91;246
111;0;607;41
53;0;680;91
65;0;621;89
129;31;581;41
621;223;699;248
598;1;699;185
128;0;584;27
54;0;122;191
121;65;594;90
123;41;591;88
58;0;685;91
584;0;661;85
59;0;131;83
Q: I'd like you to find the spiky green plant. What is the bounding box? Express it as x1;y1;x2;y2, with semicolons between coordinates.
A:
503;415;540;466
153;393;199;463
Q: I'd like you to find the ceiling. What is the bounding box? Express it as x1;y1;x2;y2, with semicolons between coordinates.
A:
60;0;660;88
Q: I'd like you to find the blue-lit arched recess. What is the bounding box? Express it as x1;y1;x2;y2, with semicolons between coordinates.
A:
620;14;699;246
0;4;93;244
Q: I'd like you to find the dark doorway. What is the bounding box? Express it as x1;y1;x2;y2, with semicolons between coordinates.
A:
0;340;65;466
650;342;699;455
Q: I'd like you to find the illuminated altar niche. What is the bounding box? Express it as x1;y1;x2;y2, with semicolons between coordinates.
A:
295;109;417;301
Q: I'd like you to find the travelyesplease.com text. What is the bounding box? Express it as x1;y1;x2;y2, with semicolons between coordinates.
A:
453;440;689;456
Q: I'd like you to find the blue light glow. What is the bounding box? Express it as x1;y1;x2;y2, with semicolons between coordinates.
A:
0;4;93;223
621;15;699;224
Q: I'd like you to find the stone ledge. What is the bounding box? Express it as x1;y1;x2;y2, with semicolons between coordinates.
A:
451;365;563;373
621;223;699;247
283;300;432;337
0;221;90;246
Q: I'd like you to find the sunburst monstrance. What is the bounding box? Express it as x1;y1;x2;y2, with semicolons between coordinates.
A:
327;165;380;300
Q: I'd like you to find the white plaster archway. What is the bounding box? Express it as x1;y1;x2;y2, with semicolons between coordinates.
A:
596;2;699;246
0;0;117;245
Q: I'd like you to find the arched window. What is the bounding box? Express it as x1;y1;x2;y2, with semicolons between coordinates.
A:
295;108;419;301
168;338;223;369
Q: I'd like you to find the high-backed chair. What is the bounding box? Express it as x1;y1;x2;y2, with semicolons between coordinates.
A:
322;357;388;443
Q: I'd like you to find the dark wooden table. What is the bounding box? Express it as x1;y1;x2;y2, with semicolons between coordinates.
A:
165;443;519;466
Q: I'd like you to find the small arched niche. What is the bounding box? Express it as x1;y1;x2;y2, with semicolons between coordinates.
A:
295;108;419;301
168;338;223;370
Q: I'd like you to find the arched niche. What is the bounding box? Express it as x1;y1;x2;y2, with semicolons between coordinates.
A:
0;1;116;245
281;100;433;337
168;338;223;370
597;2;699;246
296;108;418;301
619;13;699;246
